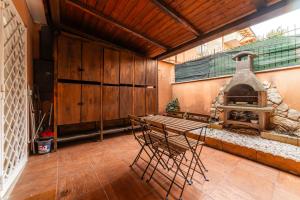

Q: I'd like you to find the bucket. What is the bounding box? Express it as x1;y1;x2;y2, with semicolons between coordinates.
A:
37;139;52;154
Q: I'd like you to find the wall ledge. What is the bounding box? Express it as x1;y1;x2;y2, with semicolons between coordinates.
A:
172;65;300;85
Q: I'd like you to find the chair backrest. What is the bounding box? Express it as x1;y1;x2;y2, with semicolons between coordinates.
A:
145;120;175;153
128;115;148;140
187;112;210;123
166;111;185;119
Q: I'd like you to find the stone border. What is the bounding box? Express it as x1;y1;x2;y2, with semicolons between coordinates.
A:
261;131;300;147
188;133;300;176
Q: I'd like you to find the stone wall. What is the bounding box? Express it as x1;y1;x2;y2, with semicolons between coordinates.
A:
211;81;300;137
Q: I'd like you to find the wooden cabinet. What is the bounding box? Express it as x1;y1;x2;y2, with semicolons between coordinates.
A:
134;56;145;85
103;86;119;120
54;34;159;147
57;83;81;125
104;48;120;84
81;85;101;122
57;83;101;125
146;59;157;86
57;36;82;80
82;42;102;82
146;88;157;115
120;86;133;118
120;52;133;84
134;87;145;116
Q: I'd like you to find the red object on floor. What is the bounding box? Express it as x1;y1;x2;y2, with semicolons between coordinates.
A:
40;130;54;138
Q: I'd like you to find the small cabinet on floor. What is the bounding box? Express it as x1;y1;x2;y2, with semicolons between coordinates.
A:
57;83;101;125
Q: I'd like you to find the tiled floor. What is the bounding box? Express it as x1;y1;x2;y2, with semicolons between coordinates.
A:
9;133;300;200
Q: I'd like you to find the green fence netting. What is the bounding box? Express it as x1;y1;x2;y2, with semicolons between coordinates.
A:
175;35;300;83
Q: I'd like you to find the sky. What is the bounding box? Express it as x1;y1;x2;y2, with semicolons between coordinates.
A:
251;8;300;38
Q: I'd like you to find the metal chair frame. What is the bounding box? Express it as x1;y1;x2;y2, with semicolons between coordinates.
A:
129;115;168;177
144;120;191;200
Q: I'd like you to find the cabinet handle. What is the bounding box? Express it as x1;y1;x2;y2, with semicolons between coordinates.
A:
77;102;83;105
78;68;84;72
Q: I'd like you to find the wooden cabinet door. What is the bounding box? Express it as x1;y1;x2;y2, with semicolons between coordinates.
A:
57;83;81;125
103;86;119;120
57;36;81;80
146;59;157;86
120;52;133;84
134;87;145;116
134;56;145;85
82;42;102;82
146;88;157;115
120;86;133;118
81;85;101;122
103;48;119;84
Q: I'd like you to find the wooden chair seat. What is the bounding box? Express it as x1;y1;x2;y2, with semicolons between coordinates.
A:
136;133;154;145
148;131;200;155
152;142;185;156
168;135;203;150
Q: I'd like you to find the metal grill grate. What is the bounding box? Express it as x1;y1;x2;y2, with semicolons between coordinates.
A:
0;0;27;195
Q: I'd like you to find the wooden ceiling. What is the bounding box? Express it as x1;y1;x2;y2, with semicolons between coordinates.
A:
46;0;299;59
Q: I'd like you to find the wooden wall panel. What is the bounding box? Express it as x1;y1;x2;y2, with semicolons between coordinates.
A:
57;83;81;125
146;88;157;115
57;36;81;80
146;59;157;86
120;52;133;84
81;85;101;122
103;48;120;84
120;86;133;118
134;87;145;116
82;42;102;82
134;56;145;85
103;86;119;120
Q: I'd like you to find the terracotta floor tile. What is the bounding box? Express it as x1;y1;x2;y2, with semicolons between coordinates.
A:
8;134;300;200
272;186;300;200
226;164;275;200
275;171;300;197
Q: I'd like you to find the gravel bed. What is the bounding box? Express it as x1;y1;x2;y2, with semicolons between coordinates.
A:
192;128;300;162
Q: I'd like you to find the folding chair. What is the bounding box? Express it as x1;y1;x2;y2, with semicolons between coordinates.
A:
144;120;190;200
183;126;209;184
129;115;167;177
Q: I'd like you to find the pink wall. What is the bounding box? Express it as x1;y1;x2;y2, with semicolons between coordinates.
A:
158;61;174;113
171;66;300;115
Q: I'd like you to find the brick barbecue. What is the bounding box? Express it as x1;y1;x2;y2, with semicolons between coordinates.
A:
218;51;273;131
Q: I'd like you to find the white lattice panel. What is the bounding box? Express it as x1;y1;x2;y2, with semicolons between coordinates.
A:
0;0;27;196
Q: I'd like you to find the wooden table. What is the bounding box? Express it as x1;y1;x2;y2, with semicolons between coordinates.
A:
143;115;209;134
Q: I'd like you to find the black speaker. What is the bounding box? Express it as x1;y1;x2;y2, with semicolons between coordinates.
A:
39;26;53;60
33;59;54;101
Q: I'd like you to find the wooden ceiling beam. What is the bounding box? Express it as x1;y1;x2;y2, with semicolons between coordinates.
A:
151;0;201;36
47;0;60;27
252;0;268;10
156;0;299;60
65;0;169;50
